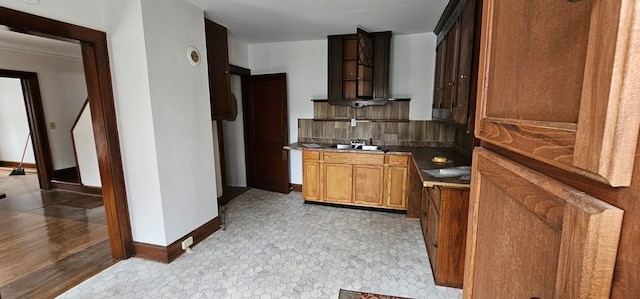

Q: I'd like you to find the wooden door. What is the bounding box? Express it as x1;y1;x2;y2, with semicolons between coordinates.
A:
323;163;352;203
475;0;640;187
353;164;384;206
245;73;290;193
464;148;623;298
205;19;232;120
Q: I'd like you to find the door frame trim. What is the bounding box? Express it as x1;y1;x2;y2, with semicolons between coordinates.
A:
0;7;134;259
0;69;53;190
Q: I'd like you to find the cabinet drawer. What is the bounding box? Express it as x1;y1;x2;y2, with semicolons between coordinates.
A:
323;152;384;165
385;155;409;166
428;186;442;215
303;151;320;161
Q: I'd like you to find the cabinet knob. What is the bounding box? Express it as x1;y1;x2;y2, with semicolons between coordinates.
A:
350;72;354;76
433;242;439;248
460;75;468;79
448;82;454;86
224;70;229;74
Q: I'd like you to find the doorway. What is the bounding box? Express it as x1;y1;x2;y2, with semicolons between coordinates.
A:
0;7;133;259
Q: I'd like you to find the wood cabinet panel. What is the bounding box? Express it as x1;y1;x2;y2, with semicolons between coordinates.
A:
323;163;352;203
425;197;439;271
353;165;384;206
475;0;640;187
385;166;407;209
452;0;477;124
323;152;384;165
302;161;320;201
464;148;623;298
384;155;408;166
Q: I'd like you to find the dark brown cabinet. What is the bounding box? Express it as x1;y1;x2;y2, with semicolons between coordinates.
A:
420;185;469;288
205;19;232;120
432;0;480;128
328;30;391;106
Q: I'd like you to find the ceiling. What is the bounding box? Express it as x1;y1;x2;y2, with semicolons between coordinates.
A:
187;0;449;44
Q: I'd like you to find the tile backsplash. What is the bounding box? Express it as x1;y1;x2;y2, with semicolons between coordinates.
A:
302;100;458;147
298;119;456;147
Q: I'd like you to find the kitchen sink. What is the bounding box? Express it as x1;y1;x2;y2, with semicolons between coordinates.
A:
329;144;381;151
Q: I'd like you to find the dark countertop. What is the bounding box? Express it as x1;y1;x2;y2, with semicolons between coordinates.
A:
286;142;471;189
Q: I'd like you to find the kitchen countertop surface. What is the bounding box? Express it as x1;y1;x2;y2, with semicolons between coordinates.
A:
285;142;471;189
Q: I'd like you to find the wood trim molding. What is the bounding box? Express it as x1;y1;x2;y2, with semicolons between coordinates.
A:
0;69;53;190
229;64;250;76
0;160;37;169
134;217;221;263
51;181;102;196
290;184;302;192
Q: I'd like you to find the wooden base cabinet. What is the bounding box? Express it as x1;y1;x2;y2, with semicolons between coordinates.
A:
302;150;408;210
421;185;469;288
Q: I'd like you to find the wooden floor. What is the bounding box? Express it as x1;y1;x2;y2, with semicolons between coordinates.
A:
0;168;115;299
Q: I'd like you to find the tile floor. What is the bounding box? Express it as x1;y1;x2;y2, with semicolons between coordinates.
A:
59;189;462;298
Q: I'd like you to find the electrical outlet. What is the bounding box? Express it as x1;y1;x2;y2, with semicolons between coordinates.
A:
351;118;356;127
181;236;194;250
49;122;56;129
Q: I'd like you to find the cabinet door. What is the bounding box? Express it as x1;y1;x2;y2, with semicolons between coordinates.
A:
302;162;320;201
475;0;640;187
372;32;391;100
205;19;232;120
442;21;460;121
353;165;384;206
426;196;440;270
432;39;447;119
327;35;344;101
452;0;477;125
464;148;623;298
323;163;352;203
385;166;407;209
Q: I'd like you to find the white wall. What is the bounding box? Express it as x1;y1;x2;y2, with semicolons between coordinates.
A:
72;103;101;187
223;75;247;187
228;36;249;68
391;33;437;120
0;0;104;31
0;77;35;164
140;0;218;244
0;44;88;170
103;0;167;245
248;33;437;184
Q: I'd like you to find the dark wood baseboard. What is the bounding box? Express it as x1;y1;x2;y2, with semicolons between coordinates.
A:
0;160;37;169
290;184;302;192
134;216;221;263
51;181;102;196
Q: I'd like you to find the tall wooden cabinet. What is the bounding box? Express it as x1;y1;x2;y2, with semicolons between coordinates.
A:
432;0;481;128
466;0;640;297
205;19;232;120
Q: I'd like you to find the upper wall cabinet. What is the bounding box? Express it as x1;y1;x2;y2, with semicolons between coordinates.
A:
474;0;640;187
205;19;233;120
328;29;391;107
432;0;482;130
